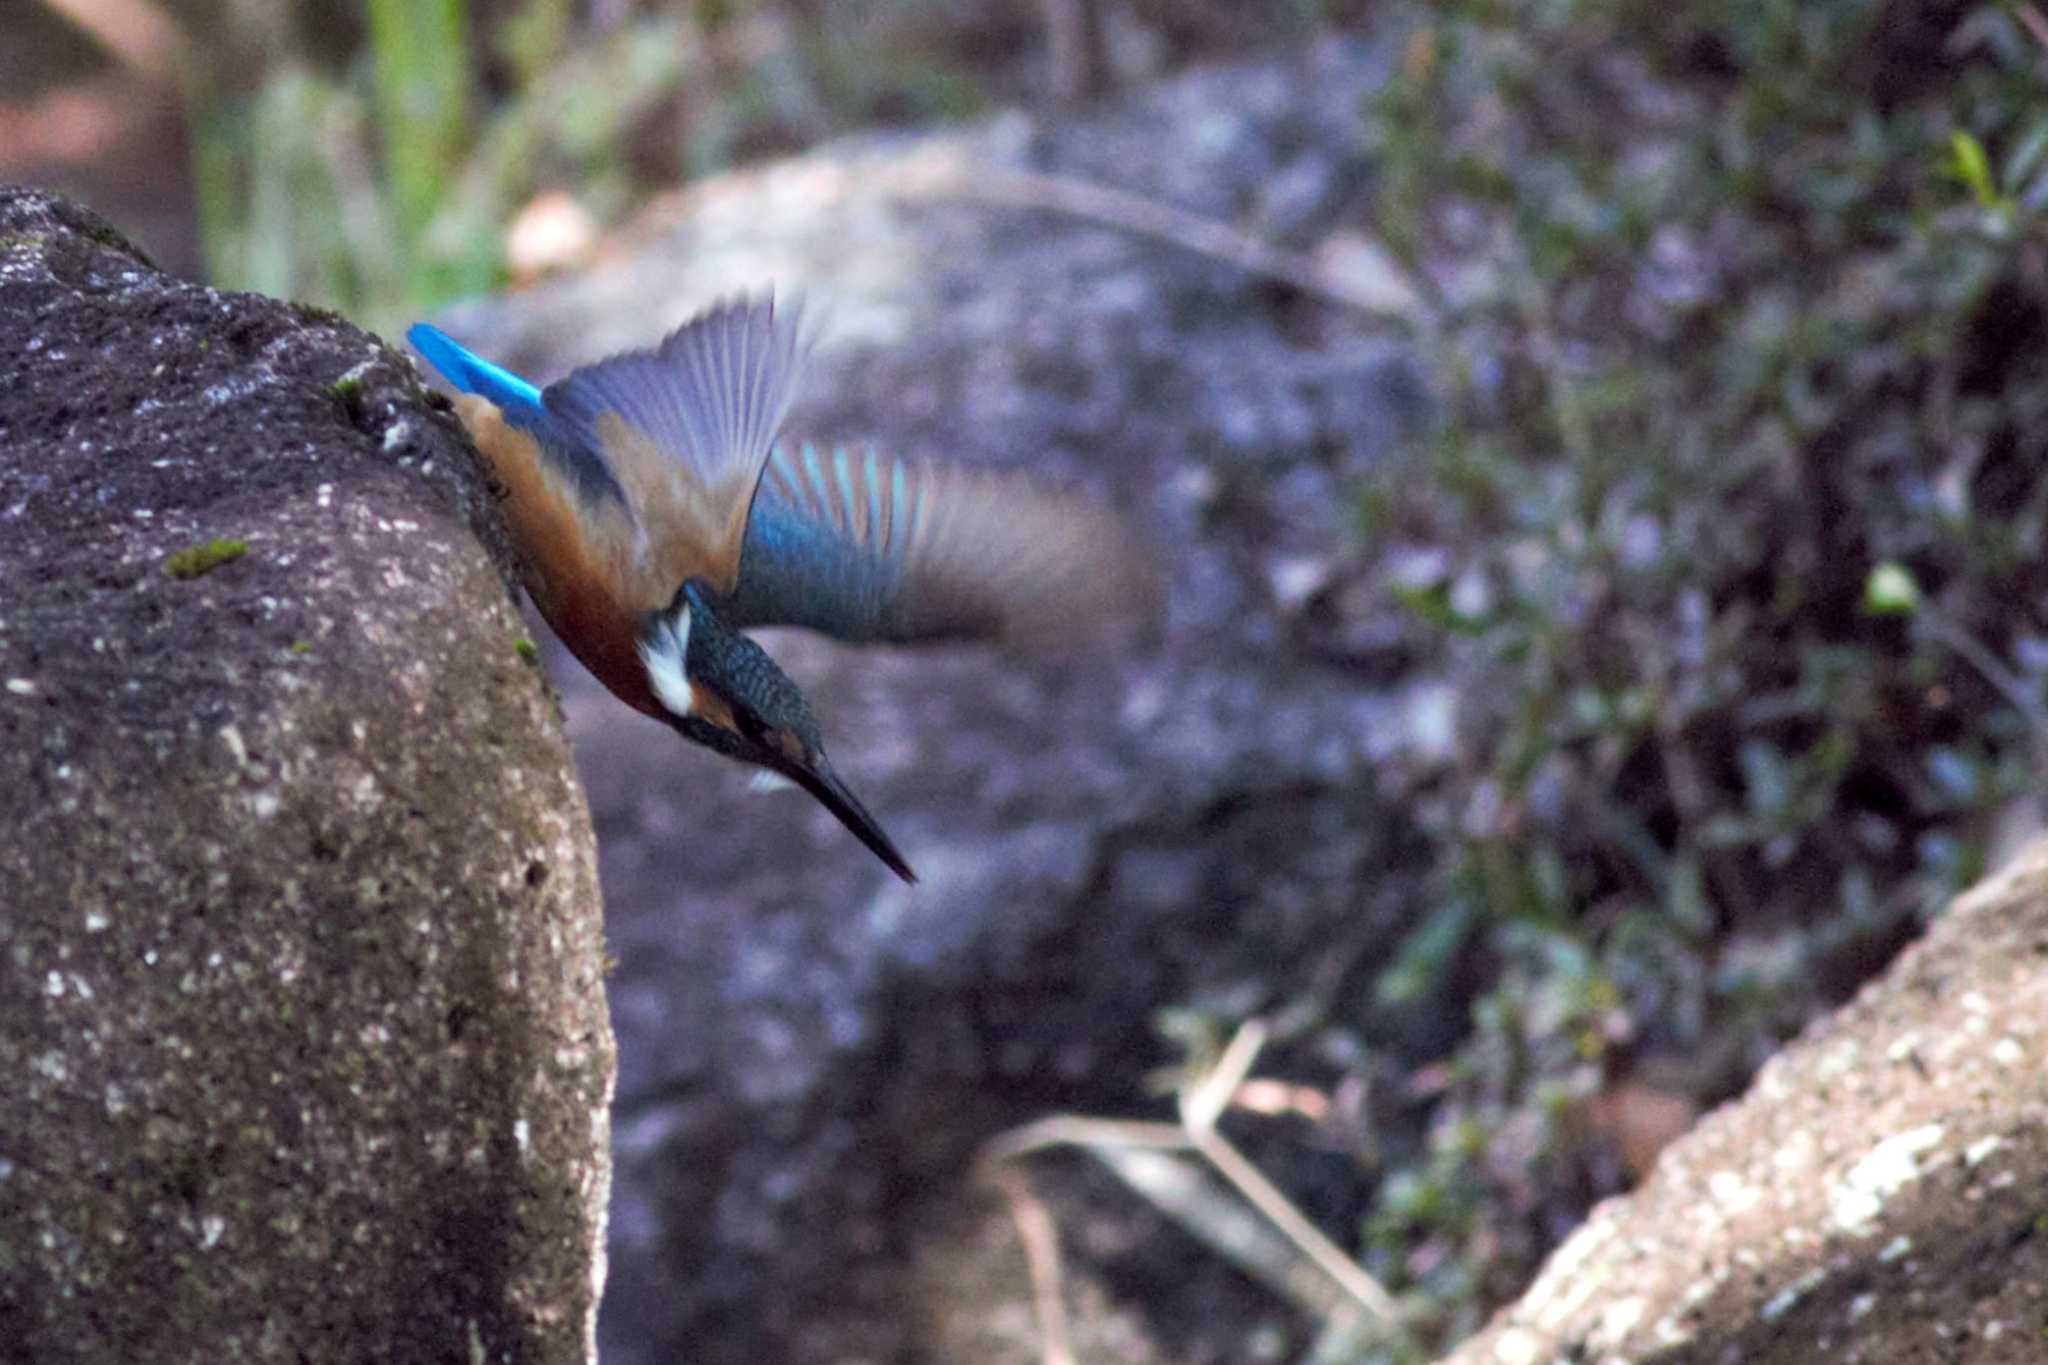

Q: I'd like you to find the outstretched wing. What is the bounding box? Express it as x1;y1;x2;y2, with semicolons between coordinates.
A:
725;441;1159;647
539;295;811;595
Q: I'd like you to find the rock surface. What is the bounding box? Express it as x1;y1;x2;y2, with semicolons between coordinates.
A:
1444;835;2048;1365
0;187;614;1364
433;35;1438;1365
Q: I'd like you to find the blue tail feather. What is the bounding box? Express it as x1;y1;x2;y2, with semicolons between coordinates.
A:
407;322;627;511
408;323;545;422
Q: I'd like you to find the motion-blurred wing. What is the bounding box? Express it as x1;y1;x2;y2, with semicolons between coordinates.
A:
540;296;810;591
726;441;1158;646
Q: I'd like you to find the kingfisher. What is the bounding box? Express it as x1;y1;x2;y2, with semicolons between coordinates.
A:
408;296;1154;884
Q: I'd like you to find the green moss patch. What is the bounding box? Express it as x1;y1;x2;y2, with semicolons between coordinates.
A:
164;539;250;580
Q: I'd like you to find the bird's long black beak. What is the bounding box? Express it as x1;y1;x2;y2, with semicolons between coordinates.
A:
790;756;917;884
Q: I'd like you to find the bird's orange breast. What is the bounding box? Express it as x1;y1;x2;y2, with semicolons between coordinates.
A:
458;395;665;717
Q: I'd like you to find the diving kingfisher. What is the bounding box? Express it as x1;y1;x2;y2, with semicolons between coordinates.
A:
408;296;1154;883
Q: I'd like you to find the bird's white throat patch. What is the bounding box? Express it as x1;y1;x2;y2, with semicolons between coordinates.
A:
640;604;695;718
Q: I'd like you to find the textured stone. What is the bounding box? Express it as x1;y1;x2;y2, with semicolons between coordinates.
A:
0;186;614;1365
1443;837;2048;1365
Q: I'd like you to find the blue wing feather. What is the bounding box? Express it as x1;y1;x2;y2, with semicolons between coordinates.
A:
408;323;627;511
728;439;1159;646
539;296;808;493
732;442;907;636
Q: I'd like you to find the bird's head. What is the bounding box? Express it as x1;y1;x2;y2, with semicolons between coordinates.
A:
639;580;916;883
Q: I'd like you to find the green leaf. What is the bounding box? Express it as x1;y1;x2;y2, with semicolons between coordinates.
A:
1946;130;2001;210
1392;582;1493;635
1863;561;1921;615
1376;898;1481;1006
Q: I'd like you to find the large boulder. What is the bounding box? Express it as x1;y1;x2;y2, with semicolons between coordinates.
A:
0;187;614;1364
1443;836;2048;1365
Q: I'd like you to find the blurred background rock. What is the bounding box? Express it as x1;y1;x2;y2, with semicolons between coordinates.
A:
7;1;2048;1362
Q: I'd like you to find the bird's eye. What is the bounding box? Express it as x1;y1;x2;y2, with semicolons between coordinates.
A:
733;707;769;744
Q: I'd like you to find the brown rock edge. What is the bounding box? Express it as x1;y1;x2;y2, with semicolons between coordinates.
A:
1443;836;2048;1365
